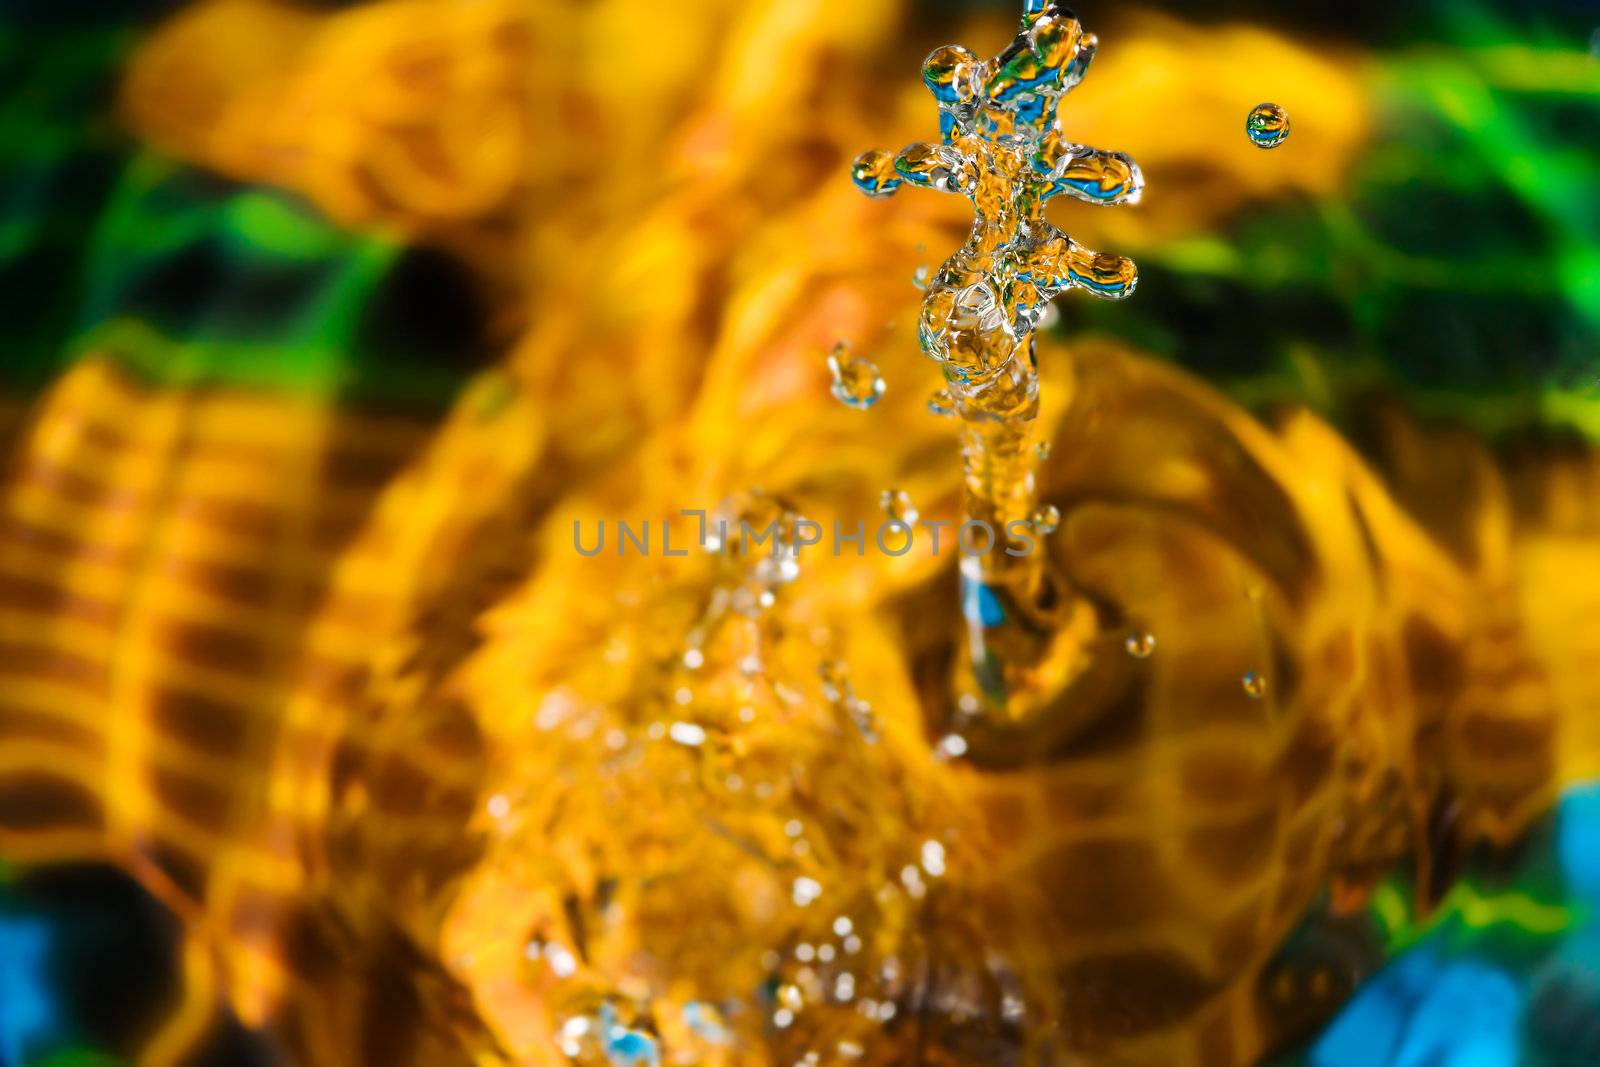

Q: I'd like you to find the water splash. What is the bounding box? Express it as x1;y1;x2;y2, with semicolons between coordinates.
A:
852;1;1142;720
1247;102;1291;149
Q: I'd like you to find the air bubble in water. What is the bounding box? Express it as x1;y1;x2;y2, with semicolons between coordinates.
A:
1031;504;1060;534
1246;103;1291;149
1124;631;1155;658
827;342;886;410
1243;671;1267;698
880;488;919;525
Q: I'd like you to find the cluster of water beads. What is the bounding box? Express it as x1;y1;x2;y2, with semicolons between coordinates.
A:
827;341;886;410
852;1;1144;722
557;1002;662;1066
1246;102;1291;149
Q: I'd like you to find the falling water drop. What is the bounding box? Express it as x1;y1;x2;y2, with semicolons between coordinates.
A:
1243;671;1268;699
1246;102;1291;149
827;342;886;410
927;389;956;417
1030;503;1061;535
912;265;931;291
1124;631;1155;658
880;488;919;526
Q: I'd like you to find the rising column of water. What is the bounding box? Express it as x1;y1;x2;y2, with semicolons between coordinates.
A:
852;0;1143;721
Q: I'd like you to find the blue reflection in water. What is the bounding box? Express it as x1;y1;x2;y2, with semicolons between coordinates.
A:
0;911;59;1066
1305;782;1600;1067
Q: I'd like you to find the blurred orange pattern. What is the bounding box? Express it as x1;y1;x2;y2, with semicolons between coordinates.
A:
1;1;1598;1065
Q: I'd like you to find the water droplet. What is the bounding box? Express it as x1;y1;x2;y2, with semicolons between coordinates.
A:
935;733;969;759
792;876;823;906
1034;440;1051;461
682;648;704;670
540;940;578;978
1124;631;1155;658
912;264;931;291
880;488;919;526
838;1039;865;1059
833;916;854;936
926;389;956;417
1246;102;1291;149
921;839;947;876
1031;503;1061;534
850;148;903;198
777;983;805;1012
597;1004;660;1067
486;793;510;819
682;1002;731;1046
1243;671;1268;698
669;722;706;746
827;342;886;410
818;661;847;701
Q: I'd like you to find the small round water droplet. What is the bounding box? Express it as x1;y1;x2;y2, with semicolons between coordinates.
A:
827;342;886;410
1031;503;1061;535
880;488;919;526
1246;102;1291;149
912;265;931;291
851;148;903;198
777;983;805;1012
927;389;956;417
1242;671;1267;698
1034;441;1052;461
1124;631;1155;658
